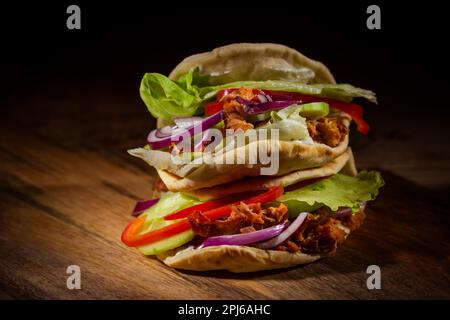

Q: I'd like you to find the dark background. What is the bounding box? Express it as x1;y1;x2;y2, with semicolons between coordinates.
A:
1;1;449;189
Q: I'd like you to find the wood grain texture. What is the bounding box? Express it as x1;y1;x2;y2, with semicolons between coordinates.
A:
1;78;449;300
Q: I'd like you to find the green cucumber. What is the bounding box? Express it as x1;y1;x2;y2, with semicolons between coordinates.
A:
138;230;194;255
298;102;329;119
142;192;201;220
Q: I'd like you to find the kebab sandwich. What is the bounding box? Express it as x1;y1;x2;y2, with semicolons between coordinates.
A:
121;43;384;272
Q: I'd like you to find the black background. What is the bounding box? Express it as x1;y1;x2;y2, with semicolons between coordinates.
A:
2;1;449;111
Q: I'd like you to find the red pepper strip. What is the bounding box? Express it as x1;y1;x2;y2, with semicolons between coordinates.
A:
121;186;284;247
204;102;224;116
201;185;284;221
324;101;369;135
165;194;251;220
264;90;369;135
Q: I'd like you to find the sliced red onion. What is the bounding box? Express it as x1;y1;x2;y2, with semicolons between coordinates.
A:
155;126;175;138
335;208;352;219
244;100;302;115
132;198;159;217
267;92;300;101
193;128;223;151
335;202;367;219
257;93;272;103
197;222;288;249
235;96;254;106
147;111;224;150
173;116;203;128
253;212;308;250
234;96;301;114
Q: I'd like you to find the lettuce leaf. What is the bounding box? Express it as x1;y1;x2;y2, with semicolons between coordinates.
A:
280;171;385;216
201;80;377;103
260;104;311;141
139;71;203;121
139;69;377;121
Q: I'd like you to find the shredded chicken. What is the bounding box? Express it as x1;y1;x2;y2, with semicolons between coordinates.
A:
223;100;253;131
307;117;349;147
222;88;256;132
276;208;366;254
188;202;288;238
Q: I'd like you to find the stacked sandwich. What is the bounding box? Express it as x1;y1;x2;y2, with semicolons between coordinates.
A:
121;43;384;272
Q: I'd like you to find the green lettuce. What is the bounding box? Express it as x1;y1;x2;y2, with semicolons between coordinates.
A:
260;104;311;141
280;171;384;216
139;71;203;121
139;69;377;121
201;80;377;103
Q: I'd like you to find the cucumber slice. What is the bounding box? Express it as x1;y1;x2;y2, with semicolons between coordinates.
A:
299;102;329;119
138;230;194;255
248;112;271;123
143;192;201;220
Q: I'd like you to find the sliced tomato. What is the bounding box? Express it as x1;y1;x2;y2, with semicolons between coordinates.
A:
121;186;284;247
204;102;224;116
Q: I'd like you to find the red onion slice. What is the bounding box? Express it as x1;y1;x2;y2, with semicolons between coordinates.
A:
132;198;159;217
147;111;224;150
155;126;175;138
193;128;223;151
335;202;367;219
253;212;309;249
257;93;273;103
197;222;288;249
173;116;203;128
235;96;254;106
244;100;302;114
234;96;301;114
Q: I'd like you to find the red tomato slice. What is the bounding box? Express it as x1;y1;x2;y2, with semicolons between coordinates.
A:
204;102;224;116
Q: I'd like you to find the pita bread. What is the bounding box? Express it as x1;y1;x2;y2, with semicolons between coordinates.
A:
169;43;336;85
157;212;357;272
187;148;354;200
158;245;324;273
131;116;349;192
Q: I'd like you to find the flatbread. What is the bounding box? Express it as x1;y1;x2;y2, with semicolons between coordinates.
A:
169;43;336;85
157;213;355;273
158;245;324;273
187;148;355;200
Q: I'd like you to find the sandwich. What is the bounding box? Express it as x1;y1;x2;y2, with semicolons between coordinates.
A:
121;43;384;272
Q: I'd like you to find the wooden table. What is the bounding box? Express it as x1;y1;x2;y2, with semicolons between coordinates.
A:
1;76;449;300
